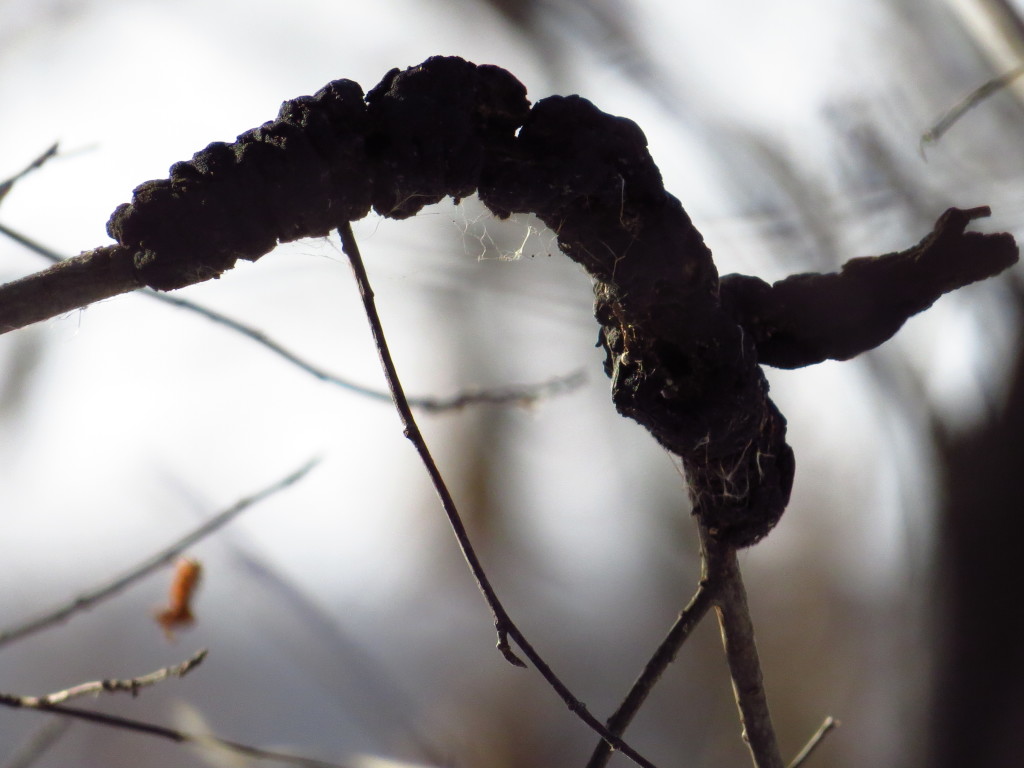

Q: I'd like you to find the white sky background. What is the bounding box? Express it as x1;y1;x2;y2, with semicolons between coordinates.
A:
0;1;1021;766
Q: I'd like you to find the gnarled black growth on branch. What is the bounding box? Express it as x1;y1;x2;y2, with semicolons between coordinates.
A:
478;92;797;545
52;56;1022;544
107;57;530;291
720;207;1018;369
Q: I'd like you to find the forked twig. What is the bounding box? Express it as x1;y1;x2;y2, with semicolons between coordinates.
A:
585;576;718;768
0;222;583;412
700;525;784;768
0;458;320;647
0;696;351;768
337;222;658;768
589;523;785;768
787;716;838;768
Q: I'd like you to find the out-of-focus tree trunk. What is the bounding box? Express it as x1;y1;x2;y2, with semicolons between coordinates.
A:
928;286;1024;768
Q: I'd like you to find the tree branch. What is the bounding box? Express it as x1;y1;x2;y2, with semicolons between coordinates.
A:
701;525;783;768
338;222;659;768
0;244;140;333
0;695;354;768
0;64;1013;548
7;651;207;707
0;143;59;207
787;716;838;768
719;207;1019;369
585;576;718;768
0;56;1016;765
0;222;583;411
921;65;1024;149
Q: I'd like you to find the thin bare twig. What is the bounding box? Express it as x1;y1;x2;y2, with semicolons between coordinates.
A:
2;718;71;768
921;64;1024;151
0;144;59;207
787;716;839;768
0;222;583;411
1;653;345;766
338;222;658;768
585;576;718;768
0;458;320;647
0;696;351;768
700;525;784;768
18;650;207;707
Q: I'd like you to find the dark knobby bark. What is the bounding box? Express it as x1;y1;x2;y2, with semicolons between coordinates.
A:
478;92;795;545
4;56;1017;544
107;58;530;290
719;207;1018;369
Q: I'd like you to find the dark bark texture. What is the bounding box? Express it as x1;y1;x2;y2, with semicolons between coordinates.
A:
928;284;1024;768
18;56;1019;545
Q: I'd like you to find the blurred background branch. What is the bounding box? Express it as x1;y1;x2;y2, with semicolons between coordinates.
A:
0;459;319;647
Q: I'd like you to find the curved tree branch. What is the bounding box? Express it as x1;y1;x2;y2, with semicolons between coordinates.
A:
0;56;1012;546
0;221;584;409
339;222;657;768
585;576;718;768
719;206;1018;369
0;54;1016;768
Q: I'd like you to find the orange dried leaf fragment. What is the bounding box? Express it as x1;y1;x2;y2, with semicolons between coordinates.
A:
155;557;202;640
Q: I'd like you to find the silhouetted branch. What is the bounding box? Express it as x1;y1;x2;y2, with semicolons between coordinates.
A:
0;458;319;647
701;525;783;768
0;61;1013;544
0;243;140;332
589;518;786;768
585;576;718;768
0;693;352;768
720;207;1019;369
0;56;1017;765
1;651;353;767
338;222;658;768
787;716;839;768
0;222;583;411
